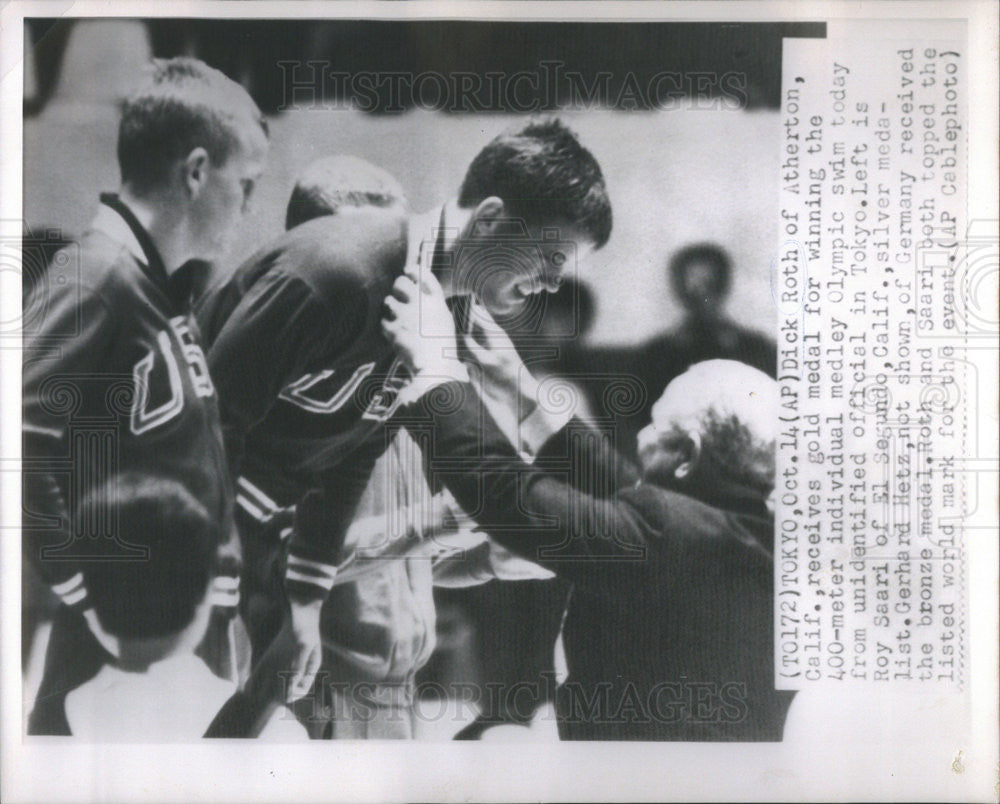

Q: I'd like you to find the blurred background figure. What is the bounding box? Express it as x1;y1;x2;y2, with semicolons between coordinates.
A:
23;19;75;116
631;243;777;456
644;242;776;384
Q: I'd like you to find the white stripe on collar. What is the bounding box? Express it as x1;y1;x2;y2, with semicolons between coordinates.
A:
89;202;148;266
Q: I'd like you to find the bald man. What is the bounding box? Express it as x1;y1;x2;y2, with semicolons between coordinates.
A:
383;271;796;740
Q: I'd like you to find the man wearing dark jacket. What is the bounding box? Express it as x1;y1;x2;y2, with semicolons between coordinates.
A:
197;119;611;705
22;57;268;734
382;271;795;741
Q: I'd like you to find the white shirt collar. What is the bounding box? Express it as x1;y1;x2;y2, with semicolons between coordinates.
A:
406;204;447;272
89;202;148;266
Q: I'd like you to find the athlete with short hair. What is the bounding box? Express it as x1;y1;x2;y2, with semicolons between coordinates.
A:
203;155;562;737
22;56;269;734
198;119;613;707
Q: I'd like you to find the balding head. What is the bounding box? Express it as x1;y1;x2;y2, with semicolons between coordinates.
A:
285;155;407;230
636;360;777;496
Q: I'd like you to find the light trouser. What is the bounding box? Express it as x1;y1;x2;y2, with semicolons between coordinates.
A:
293;676;416;739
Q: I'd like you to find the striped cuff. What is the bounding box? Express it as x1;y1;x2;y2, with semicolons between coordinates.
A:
235;477;281;523
284;554;338;601
51;572;88;609
209;574;240;608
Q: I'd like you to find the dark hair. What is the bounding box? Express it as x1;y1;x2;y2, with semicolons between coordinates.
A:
117;57;268;193
285;155;406;230
669;243;733;298
458;119;612;249
78;474;219;640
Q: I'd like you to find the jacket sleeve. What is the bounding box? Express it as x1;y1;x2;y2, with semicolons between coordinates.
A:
431;538;556;588
207;259;372;605
283;434;386;603
412;381;656;599
206;271;339;479
22;276;117;610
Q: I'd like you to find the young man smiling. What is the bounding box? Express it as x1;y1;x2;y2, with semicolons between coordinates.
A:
198;119;612;708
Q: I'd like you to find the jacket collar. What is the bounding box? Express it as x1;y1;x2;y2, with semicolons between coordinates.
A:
692;475;771;521
649;471;771;522
92;193;195;307
406;204;448;274
90;198;147;267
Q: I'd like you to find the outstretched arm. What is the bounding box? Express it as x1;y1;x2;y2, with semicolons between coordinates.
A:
383;273;653;599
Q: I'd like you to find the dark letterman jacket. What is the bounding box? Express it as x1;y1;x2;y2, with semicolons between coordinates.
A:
408;380;796;741
196;208;414;603
22;194;239;614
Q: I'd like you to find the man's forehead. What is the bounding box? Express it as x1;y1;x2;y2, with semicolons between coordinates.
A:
654;361;778;436
651;385;693;425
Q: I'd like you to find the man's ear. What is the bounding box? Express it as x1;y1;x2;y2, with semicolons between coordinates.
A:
182;147;211;198
470;196;505;236
672;430;702;480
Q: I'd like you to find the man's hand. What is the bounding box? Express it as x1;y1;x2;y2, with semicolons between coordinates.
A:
251;598;323;704
461;304;540;416
382;271;467;386
283;599;323;702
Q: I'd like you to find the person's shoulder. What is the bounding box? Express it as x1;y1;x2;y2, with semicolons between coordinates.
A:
733;321;775;347
63;663;126;737
68;228;151;306
23;231;138;330
281;209;410;314
196;224;352;334
195;240;287;336
635;330;687;369
729;322;777;375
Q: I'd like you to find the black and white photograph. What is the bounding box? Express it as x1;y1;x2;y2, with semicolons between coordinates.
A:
2;2;997;802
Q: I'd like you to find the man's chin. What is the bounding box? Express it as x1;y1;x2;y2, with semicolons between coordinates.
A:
481;294;530;320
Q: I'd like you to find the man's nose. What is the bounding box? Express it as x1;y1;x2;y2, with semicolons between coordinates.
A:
637;424;652;445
